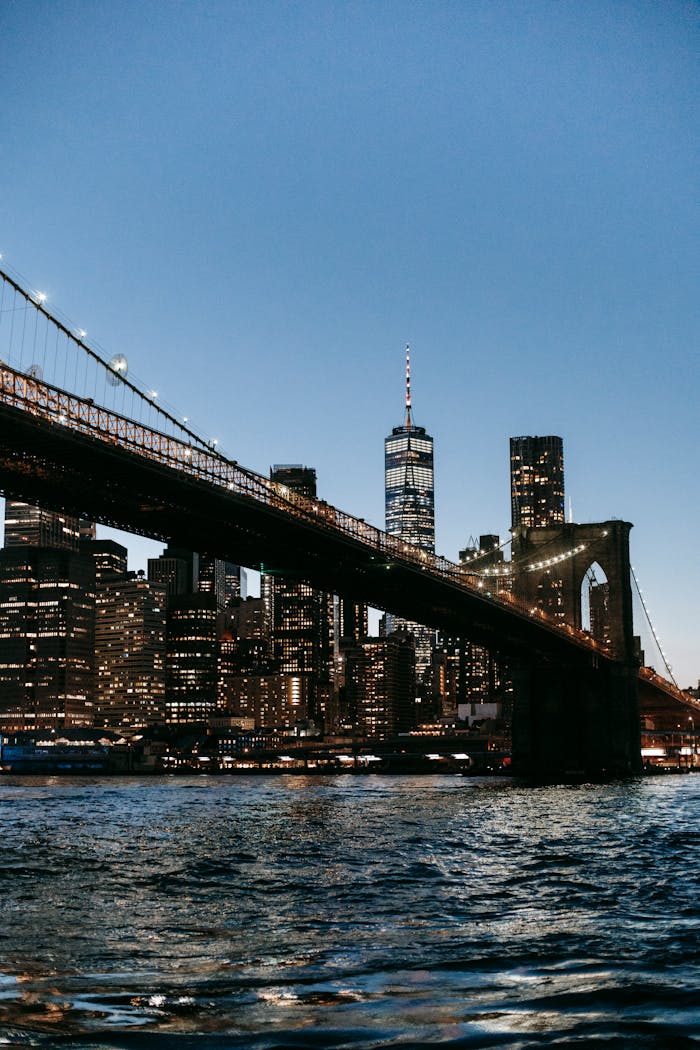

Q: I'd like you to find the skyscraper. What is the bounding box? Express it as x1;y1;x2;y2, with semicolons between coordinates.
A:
0;501;94;730
148;546;197;606
262;465;334;724
384;348;435;551
198;555;226;609
510;436;565;529
95;574;166;727
344;633;416;737
384;347;435;683
0;547;95;730
165;592;219;723
4;500;80;551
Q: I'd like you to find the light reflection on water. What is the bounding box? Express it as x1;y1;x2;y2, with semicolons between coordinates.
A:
0;774;698;1047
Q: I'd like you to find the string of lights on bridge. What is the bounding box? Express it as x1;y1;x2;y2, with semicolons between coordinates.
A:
0;257;226;461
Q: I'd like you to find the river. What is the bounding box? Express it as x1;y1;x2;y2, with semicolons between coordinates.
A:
0;774;698;1047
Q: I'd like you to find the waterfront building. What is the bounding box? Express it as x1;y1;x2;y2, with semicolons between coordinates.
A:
165;592;219;723
4;500;80;551
95;573;166;727
344;633;416;737
0;546;95;730
384;347;435;684
510;435;565;529
262;465;334;721
220;671;310;729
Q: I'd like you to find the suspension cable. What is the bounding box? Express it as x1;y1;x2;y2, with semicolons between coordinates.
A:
630;564;678;686
0;262;224;458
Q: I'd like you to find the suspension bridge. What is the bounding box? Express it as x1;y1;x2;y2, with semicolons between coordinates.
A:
0;263;695;774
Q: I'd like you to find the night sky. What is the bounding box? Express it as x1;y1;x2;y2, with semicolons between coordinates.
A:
1;1;697;683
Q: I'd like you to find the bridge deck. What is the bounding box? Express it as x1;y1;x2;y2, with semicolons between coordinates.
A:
0;361;614;666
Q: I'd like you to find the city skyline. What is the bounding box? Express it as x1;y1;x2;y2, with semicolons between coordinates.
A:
1;1;697;684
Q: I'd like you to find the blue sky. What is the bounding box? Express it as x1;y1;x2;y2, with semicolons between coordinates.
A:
1;0;698;684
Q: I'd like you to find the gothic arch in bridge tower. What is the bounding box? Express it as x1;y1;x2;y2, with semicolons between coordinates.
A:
581;561;611;646
510;519;636;662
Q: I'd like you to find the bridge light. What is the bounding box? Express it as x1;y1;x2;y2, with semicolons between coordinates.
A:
35;291;47;303
77;329;87;339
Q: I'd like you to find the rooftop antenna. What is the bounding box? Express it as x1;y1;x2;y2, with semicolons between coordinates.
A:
405;344;412;427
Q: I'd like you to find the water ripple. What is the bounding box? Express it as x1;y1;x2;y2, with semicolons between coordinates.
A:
0;774;698;1047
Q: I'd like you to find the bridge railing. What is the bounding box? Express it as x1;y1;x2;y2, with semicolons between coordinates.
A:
0;360;616;660
639;666;700;709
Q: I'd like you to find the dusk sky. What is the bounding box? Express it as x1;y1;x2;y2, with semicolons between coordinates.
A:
1;1;698;684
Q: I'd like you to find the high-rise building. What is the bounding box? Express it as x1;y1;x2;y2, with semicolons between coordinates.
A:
81;538;129;584
270;464;317;499
384;347;435;683
224;562;245;606
220;672;310;729
148;546;198;607
0;547;95;730
337;599;368;647
165;592;219;723
510;436;565;529
344;633;416;737
198;555;226;609
4;500;80;551
384;348;435;551
262;465;334;722
456;535;507;706
95;574;166;727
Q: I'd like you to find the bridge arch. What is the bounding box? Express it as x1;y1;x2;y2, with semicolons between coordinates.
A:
580;561;611;646
511;520;635;662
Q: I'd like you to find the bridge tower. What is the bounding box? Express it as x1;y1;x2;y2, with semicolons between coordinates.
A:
509;520;641;776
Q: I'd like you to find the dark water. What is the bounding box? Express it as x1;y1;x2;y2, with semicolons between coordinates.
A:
0;775;698;1048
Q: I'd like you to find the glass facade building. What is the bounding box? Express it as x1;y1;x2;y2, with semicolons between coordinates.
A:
384;349;435;683
4;500;80;551
384;426;435;552
0;547;95;730
165;592;219;723
510;435;565;529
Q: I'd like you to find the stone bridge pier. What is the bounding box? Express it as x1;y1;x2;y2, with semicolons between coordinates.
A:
509;520;642;777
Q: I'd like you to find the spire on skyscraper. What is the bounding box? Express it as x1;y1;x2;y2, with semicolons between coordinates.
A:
405;344;412;427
